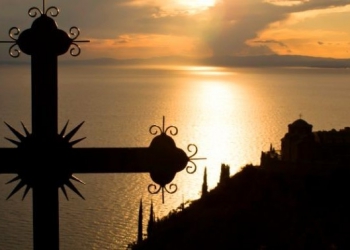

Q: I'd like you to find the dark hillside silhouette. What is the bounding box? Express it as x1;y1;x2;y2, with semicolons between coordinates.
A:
131;163;350;250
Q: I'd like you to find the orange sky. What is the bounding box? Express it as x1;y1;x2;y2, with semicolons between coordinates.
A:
1;0;350;60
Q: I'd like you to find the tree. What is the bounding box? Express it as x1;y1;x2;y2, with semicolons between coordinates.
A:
147;200;155;238
201;167;208;198
218;163;230;186
137;199;143;244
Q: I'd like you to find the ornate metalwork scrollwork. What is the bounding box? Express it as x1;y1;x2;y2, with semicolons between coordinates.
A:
146;117;206;203
186;144;206;174
68;27;89;57
69;27;81;40
0;1;89;58
69;43;81;57
28;6;59;18
149;116;178;136
148;183;178;203
7;27;21;58
9;27;20;40
0;27;21;57
28;1;59;18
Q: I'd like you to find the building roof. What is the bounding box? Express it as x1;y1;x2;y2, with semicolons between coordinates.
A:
289;119;312;128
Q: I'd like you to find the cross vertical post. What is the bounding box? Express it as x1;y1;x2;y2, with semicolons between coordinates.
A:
1;5;89;249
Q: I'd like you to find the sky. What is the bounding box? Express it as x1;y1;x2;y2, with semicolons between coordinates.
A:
1;0;350;61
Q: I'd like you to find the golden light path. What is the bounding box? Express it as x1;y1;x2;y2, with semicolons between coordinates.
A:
168;65;253;205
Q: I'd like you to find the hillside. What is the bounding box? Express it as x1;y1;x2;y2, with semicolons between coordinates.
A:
131;163;350;250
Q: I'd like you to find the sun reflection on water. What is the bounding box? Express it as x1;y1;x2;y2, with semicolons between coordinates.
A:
193;80;252;187
170;73;256;200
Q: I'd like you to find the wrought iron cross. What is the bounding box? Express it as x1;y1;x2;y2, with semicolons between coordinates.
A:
0;2;204;249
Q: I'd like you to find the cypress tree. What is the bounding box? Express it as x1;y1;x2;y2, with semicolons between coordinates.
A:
137;199;143;244
201;167;208;197
147;200;155;238
219;163;230;185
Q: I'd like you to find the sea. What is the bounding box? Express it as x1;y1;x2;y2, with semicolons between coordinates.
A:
1;63;350;249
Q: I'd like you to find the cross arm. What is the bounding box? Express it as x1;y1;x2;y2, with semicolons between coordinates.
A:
69;147;180;174
0;146;190;175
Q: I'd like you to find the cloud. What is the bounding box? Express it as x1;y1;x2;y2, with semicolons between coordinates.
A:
81;34;210;59
204;0;350;57
202;0;288;56
252;39;289;48
264;0;310;7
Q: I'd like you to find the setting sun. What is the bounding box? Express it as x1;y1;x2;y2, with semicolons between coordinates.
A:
177;0;216;9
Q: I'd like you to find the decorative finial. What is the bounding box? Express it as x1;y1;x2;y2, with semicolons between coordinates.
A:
0;1;89;58
28;1;59;18
149;116;178;136
0;28;21;57
147;117;206;203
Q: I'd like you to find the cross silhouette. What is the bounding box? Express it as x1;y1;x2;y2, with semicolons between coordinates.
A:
0;2;204;249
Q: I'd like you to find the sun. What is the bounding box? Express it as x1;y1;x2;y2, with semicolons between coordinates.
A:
177;0;216;9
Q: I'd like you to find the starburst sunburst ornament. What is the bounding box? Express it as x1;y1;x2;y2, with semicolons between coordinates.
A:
4;120;86;200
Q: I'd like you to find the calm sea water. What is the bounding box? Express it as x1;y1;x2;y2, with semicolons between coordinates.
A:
1;64;350;249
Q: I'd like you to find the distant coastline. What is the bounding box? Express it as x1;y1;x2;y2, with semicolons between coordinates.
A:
63;54;350;68
2;54;350;69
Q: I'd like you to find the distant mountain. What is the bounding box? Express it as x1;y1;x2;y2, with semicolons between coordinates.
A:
58;56;200;66
72;55;350;68
201;55;350;68
2;54;350;68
